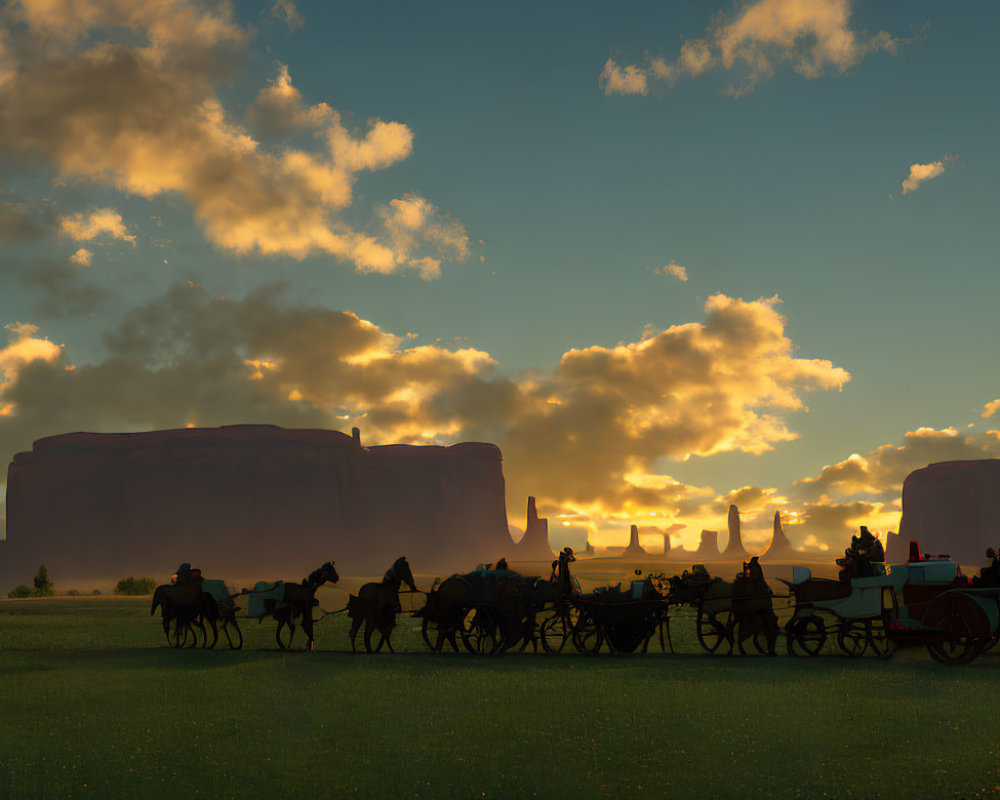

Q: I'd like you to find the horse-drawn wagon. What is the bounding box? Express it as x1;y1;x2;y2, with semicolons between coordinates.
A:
782;542;1000;665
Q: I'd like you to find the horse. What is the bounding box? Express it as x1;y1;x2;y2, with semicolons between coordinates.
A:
150;583;219;648
347;557;418;652
251;561;339;650
731;558;778;656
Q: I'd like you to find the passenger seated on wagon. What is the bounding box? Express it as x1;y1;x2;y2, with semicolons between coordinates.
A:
973;548;1000;587
170;562;202;585
836;526;884;581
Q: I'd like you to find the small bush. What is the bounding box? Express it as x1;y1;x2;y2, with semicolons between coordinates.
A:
33;565;54;597
66;589;81;596
91;589;102;596
114;576;157;596
7;584;34;598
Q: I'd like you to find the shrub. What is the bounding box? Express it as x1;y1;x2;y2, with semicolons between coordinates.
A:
91;589;102;596
33;565;54;597
7;584;33;598
114;576;157;596
66;589;81;596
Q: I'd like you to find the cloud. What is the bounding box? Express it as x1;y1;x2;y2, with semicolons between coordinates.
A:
59;209;136;244
69;248;93;266
602;0;911;97
901;156;954;195
0;322;62;415
653;261;688;282
268;0;304;32
0;287;849;550
0;203;49;244
0;1;468;276
18;258;107;317
983;399;1000;419
598;58;649;96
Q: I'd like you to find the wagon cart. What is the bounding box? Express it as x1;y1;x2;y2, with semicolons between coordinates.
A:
783;543;1000;665
561;578;671;655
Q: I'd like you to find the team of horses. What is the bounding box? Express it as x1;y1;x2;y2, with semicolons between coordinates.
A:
151;554;777;655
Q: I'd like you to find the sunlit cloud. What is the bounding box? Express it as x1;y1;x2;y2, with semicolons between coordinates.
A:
269;0;304;31
602;0;910;98
0;0;469;276
69;248;93;266
653;261;688;282
983;399;1000;419
58;209;135;244
901;156;954;195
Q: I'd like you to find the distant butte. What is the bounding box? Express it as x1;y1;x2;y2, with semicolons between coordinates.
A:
723;504;748;559
513;496;556;561
760;510;797;561
893;459;1000;565
621;524;647;557
1;425;516;586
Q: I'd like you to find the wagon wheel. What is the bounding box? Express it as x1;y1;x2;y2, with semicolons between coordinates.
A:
461;606;504;655
605;617;649;654
866;620;896;659
787;615;826;657
539;607;577;654
836;620;868;657
571;608;604;654
221;616;243;650
696;610;730;654
923;592;993;666
927;637;983;666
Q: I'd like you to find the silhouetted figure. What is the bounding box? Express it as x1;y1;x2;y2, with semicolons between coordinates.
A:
348;556;418;652
171;563;202;585
557;547;576;597
837;526;885;580
495;558;509;571
549;560;559;583
973;547;1000;588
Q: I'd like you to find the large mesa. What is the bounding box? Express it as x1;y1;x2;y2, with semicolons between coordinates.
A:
2;425;514;586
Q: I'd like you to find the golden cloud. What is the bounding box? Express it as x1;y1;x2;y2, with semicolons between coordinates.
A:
602;0;909;97
901;156;954;195
0;1;468;275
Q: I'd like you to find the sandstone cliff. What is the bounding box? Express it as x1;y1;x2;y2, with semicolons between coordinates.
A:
893;459;1000;565
513;496;555;561
621;524;647;557
1;425;514;586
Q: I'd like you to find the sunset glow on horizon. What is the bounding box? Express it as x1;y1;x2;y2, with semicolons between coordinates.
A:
1;0;998;555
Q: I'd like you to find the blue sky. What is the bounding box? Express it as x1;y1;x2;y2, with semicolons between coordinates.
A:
1;0;998;552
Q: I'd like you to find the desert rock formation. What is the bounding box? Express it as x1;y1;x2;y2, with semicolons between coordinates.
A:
892;459;1000;565
513;496;555;561
621;524;647;557
760;511;798;561
1;425;514;586
723;504;748;558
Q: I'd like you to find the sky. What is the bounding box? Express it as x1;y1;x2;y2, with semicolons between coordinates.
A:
1;0;998;555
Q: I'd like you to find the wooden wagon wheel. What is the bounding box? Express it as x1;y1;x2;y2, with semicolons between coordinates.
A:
836;619;868;657
786;615;826;657
539;606;577;654
696;609;730;654
866;620;896;659
460;605;505;655
571;608;604;654
923;592;991;666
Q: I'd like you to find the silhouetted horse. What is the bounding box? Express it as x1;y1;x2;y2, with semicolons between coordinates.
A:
347;557;418;652
253;561;339;650
151;583;219;648
731;558;778;655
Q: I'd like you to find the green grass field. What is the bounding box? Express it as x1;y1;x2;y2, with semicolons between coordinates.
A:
3;596;1000;799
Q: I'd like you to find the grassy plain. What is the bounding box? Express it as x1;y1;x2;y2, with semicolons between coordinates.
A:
3;588;1000;799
